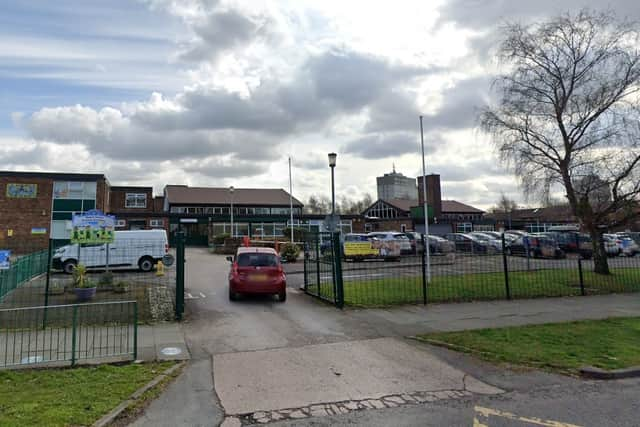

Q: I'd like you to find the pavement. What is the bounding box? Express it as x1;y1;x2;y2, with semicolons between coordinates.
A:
130;248;640;427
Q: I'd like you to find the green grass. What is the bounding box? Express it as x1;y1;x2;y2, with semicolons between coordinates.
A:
0;362;175;427
417;317;640;373
341;267;640;307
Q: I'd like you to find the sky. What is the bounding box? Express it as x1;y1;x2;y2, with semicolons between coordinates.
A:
2;0;640;210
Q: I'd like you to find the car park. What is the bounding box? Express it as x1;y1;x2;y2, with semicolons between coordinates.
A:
444;233;495;254
540;231;593;259
427;235;456;254
367;232;413;255
342;233;379;261
506;235;565;259
227;247;286;302
604;234;639;257
52;229;169;273
469;232;503;252
403;231;423;254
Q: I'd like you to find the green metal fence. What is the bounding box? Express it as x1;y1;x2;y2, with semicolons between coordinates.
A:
0;249;49;302
303;232;344;308
0;301;137;369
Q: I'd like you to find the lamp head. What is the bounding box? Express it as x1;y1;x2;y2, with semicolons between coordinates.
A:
328;152;337;167
229;186;235;193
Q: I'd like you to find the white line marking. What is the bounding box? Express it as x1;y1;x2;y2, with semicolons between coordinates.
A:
199;292;206;298
187;292;194;299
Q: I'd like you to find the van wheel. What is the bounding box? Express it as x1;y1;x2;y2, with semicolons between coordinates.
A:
63;260;77;274
138;257;155;272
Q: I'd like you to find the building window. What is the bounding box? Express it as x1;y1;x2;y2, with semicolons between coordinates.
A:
456;222;473;233
125;193;147;208
400;224;406;232
115;219;126;228
150;219;164;228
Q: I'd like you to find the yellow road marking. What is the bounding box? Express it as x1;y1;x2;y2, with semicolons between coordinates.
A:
473;406;583;427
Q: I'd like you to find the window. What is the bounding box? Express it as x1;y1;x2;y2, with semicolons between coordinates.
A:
456;223;473;233
125;193;147;208
53;181;97;199
150;219;164;228
400;224;407;232
170;207;185;213
115;219;126;228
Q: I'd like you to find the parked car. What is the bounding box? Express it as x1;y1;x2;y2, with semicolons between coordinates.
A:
427;235;456;254
506;235;565;259
227;247;286;302
367;232;413;255
469;232;503;252
342;233;379;261
540;231;593;259
52;229;169;273
604;234;639;257
444;233;495;254
403;231;423;254
616;232;640;246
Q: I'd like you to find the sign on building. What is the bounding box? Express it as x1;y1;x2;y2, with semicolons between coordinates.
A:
0;250;10;270
71;209;115;244
6;183;37;198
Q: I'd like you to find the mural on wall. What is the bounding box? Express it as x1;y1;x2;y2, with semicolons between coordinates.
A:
6;183;37;198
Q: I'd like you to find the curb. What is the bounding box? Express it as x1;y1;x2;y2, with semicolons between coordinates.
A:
93;361;186;427
579;365;640;380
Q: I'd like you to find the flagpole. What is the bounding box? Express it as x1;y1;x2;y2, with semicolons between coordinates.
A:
420;116;431;282
289;157;294;243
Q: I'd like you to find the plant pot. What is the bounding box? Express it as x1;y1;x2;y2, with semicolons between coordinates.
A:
74;287;97;302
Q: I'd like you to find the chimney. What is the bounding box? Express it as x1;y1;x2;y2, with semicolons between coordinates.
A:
417;174;442;219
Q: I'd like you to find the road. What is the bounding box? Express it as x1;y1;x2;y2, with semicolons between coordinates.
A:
133;248;640;427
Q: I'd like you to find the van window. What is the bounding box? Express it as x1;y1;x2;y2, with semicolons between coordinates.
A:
237;253;278;267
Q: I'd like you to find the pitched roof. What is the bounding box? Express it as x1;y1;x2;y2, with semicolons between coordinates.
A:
486;205;575;222
164;185;303;207
383;198;417;212
441;200;484;214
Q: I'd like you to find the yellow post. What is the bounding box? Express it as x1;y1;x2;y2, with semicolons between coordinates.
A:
156;260;165;276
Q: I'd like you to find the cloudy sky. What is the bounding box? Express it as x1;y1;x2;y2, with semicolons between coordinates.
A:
2;0;639;209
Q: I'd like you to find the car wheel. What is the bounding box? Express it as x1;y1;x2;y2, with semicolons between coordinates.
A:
278;291;287;302
138;256;155;272
229;288;238;301
63;260;77;274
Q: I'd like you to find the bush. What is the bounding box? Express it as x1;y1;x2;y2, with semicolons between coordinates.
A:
282;228;306;242
212;234;230;245
280;243;301;263
98;272;114;286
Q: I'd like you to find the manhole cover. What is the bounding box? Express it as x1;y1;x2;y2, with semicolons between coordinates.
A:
161;347;182;356
21;356;44;364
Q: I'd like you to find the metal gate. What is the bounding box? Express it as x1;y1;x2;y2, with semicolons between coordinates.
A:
303;231;343;308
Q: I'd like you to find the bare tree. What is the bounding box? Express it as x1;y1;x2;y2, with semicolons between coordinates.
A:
481;10;640;274
490;193;519;228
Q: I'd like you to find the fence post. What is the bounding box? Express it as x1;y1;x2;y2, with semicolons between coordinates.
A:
421;234;427;305
175;232;186;321
575;233;586;296
71;305;78;366
332;232;344;309
133;302;138;360
502;233;511;300
43;239;53;329
315;236;321;295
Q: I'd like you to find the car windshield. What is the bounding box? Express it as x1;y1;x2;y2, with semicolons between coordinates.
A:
237;253;278;267
345;235;368;242
393;234;409;240
471;234;490;241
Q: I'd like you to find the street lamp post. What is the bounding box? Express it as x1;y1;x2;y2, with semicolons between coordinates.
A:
328;153;337;230
229;186;235;238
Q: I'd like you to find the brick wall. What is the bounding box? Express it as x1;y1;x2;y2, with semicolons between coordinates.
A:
352;218;414;233
109;187;154;213
0;177;53;252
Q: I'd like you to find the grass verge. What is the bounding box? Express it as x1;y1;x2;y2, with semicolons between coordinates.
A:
416;317;640;373
341;267;640;307
0;361;175;427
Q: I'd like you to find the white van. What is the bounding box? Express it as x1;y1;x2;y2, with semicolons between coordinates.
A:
53;230;169;273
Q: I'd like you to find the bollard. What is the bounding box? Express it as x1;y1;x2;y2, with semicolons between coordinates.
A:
155;260;165;276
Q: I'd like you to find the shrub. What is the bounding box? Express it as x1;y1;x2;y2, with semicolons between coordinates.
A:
98;272;114;286
72;264;93;288
280;243;300;263
212;234;230;245
282;228;306;242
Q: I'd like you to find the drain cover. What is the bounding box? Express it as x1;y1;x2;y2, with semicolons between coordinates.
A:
161;347;182;356
21;355;44;364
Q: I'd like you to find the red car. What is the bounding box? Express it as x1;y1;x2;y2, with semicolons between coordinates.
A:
227;247;286;302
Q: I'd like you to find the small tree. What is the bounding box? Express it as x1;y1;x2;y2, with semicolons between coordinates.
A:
481;10;640;274
490;193;519;228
